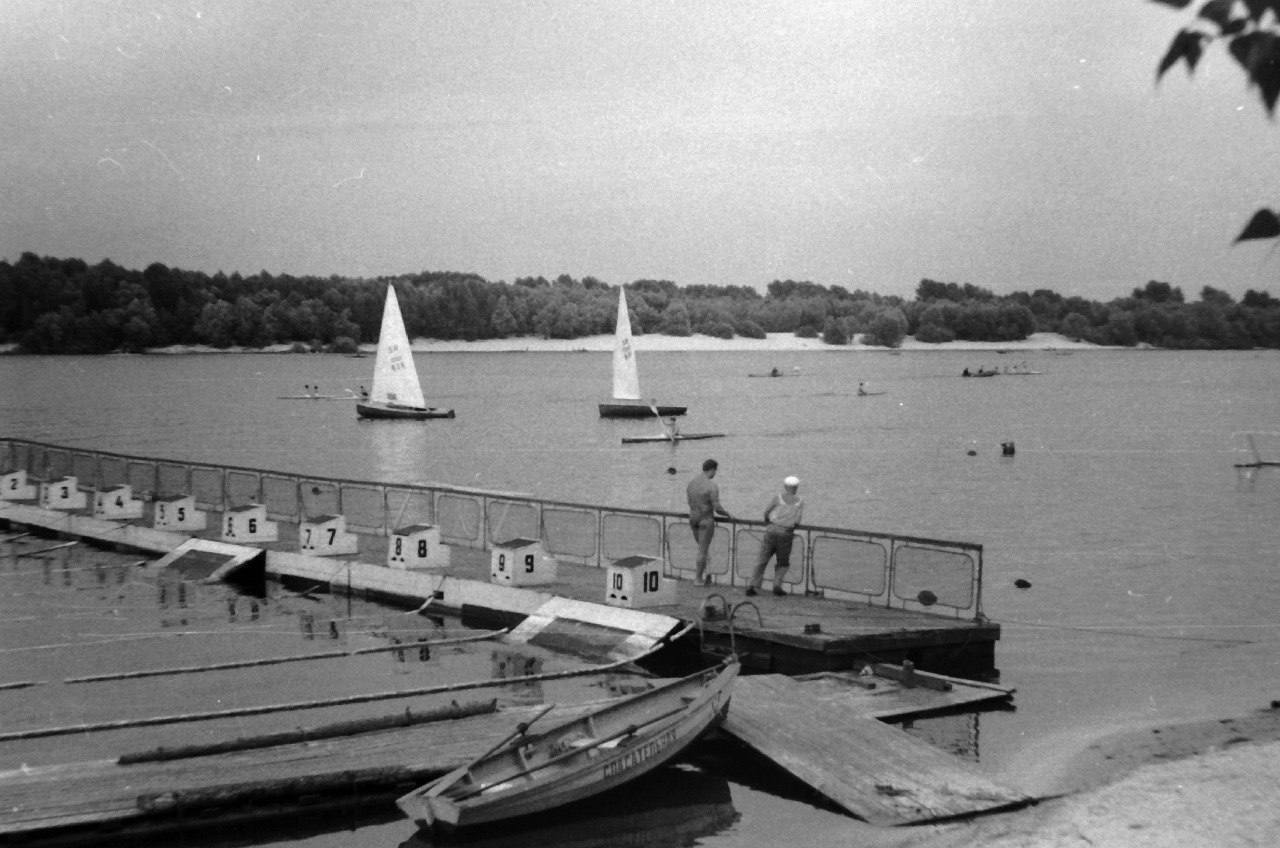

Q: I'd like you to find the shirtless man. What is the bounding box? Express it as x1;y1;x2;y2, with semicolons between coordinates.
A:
686;458;732;585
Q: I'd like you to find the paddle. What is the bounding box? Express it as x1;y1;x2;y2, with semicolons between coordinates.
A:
418;702;559;801
467;703;556;768
447;703;691;802
649;399;676;442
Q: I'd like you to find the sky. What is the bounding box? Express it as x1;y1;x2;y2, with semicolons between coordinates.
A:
3;1;1279;301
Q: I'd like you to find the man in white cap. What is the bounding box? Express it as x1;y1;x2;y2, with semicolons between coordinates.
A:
747;475;804;596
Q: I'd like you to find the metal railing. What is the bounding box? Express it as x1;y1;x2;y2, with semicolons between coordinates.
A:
0;438;985;620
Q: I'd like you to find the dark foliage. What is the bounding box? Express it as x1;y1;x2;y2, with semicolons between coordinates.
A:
1;253;1278;352
1155;0;1280;245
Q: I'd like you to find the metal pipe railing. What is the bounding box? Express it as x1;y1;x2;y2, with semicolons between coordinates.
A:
0;437;984;620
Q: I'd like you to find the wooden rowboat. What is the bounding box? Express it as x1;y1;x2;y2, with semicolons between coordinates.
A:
396;658;738;833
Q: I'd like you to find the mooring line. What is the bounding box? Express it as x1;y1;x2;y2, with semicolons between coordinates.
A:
0;679;44;691
1001;618;1256;645
62;628;509;684
11;541;79;558
0;655;644;742
0;559;148;578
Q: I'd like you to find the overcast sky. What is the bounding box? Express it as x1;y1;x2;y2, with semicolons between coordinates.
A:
3;1;1278;300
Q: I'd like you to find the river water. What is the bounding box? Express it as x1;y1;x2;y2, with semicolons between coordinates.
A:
2;347;1279;847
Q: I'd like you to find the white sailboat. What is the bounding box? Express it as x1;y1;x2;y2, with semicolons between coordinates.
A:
356;284;455;420
598;288;686;418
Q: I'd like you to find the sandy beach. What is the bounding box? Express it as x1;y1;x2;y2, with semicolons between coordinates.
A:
401;330;1103;354
892;707;1280;847
112;330;1105;356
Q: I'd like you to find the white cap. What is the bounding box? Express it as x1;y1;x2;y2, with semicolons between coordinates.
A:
783;475;800;487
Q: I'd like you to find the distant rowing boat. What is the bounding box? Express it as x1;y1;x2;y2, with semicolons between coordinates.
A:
622;433;725;444
277;393;354;400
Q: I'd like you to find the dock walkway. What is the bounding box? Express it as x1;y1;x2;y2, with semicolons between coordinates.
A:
0;500;1000;678
726;673;1028;825
0;667;1018;844
0;497;1022;843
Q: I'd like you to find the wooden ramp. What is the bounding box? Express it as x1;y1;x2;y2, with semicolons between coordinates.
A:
723;673;1030;826
0;700;599;842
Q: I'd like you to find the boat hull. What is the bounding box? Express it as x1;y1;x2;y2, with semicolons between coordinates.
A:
356;402;455;420
397;659;737;832
598;402;687;418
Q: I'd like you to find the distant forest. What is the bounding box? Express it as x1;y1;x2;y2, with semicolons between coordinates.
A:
1;252;1278;353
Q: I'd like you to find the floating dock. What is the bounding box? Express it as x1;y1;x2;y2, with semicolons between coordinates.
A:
0;438;1002;680
0;444;1020;843
0;499;1000;679
0;662;1018;845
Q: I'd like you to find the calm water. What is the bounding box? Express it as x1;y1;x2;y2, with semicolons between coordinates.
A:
3;348;1280;847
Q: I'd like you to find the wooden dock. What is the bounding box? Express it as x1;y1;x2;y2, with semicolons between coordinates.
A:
0;501;1001;679
724;672;1028;825
0;666;1018;844
0;502;1023;842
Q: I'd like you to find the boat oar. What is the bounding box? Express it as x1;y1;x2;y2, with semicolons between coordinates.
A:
449;703;690;802
648;399;676;443
465;703;557;768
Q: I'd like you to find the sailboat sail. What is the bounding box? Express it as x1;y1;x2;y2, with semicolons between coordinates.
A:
370;285;426;409
612;288;641;401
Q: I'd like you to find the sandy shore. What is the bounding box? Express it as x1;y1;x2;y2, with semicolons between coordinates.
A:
86;331;1103;356
888;706;1280;847
401;330;1102;354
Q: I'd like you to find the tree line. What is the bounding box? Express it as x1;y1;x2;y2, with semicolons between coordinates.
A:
0;252;1277;353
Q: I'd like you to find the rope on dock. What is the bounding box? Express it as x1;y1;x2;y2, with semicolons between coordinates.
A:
63;628;509;684
135;765;422;815
2;621;692;743
117;698;498;764
1;558;148;578
0;656;639;742
0;680;43;691
12;541;79;558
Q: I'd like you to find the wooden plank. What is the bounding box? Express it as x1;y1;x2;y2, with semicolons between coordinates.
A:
0;701;605;838
791;667;1013;719
723;675;1029;825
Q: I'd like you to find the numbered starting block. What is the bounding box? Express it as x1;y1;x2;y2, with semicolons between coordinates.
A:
1;469;37;501
39;476;87;511
605;555;676;609
220;504;278;543
387;524;450;570
490;537;557;587
152;494;208;531
298;514;359;556
92;484;145;520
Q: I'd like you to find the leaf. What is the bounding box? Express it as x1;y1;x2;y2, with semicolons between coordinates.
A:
1234;208;1280;242
1229;31;1280;113
1241;0;1280;22
1157;29;1206;79
1198;0;1240;31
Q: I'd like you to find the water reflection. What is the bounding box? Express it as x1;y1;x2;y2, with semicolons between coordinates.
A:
400;763;737;848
